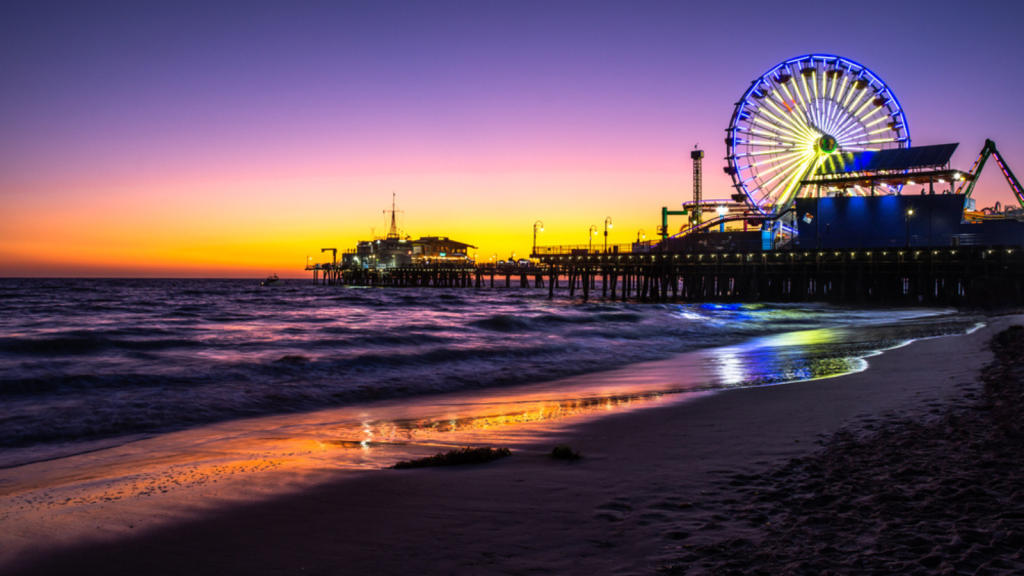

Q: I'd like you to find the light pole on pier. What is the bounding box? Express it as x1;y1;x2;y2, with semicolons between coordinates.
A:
905;208;914;248
533;221;544;255
636;229;646;243
589;225;598;253
604;217;613;253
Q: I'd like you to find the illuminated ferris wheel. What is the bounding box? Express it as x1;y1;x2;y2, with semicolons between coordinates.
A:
725;54;911;214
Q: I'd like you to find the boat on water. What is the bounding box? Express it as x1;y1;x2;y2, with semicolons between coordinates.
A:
261;274;282;287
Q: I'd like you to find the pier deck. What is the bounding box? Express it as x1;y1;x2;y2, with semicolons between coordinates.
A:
306;245;1024;307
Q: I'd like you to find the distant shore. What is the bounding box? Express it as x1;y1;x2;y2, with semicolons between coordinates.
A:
6;313;1016;575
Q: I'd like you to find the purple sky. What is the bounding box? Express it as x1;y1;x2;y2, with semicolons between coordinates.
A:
2;0;1023;275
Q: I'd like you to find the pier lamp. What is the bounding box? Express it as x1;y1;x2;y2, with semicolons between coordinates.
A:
533;221;544;255
589;225;598;253
905;208;914;248
716;205;728;233
604;217;613;253
636;229;646;243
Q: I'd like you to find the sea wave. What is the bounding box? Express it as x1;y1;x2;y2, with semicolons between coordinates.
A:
0;278;979;450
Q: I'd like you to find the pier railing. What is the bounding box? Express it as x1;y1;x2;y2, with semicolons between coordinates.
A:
532;242;650;256
798;232;1020;250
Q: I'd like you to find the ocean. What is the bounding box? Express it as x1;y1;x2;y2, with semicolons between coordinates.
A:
0;278;981;455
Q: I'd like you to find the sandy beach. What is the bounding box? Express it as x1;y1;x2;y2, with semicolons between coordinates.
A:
5;314;1019;575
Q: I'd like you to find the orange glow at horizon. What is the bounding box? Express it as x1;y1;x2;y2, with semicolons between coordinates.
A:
2;168;698;278
4;154;1022;278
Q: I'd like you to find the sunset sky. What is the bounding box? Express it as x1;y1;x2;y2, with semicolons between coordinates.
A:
2;0;1023;278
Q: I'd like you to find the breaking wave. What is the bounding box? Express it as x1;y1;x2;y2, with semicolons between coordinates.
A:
0;278;975;449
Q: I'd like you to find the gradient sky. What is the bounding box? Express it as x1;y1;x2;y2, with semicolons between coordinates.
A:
2;0;1023;277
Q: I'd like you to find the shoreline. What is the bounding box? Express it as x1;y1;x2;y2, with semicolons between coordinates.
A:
5;314;1013;575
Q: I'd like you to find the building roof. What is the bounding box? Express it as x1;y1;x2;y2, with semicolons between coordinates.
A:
815;143;959;176
413;237;478;249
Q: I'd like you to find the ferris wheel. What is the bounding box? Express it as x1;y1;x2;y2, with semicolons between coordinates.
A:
725;54;911;214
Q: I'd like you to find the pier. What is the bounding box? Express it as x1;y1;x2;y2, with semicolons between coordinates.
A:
306;243;1024;307
303;54;1024;308
531;245;1024;306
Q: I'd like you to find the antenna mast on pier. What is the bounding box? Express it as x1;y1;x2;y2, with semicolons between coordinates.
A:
384;192;403;239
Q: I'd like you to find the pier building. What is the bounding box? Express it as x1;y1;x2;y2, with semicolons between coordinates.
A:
341;236;476;269
312;195;477;279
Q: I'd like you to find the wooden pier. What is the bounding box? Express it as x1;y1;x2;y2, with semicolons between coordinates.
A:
531;246;1024;307
307;245;1024;307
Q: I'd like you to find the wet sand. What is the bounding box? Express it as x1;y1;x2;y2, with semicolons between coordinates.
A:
4;315;1013;575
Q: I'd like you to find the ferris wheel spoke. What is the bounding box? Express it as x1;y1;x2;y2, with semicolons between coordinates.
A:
829;101;848;137
862;115;891;130
858;101;887;126
793;65;811;108
796;75;818;130
732;147;806;158
734;131;796;146
846;137;897;146
751;149;808;169
829;96;848;132
851;95;876;123
844;86;872;120
763;94;807;134
837;118;871;144
836;75;852;109
779;82;812;132
786;155;829;204
735;127;791;141
834;123;865;144
810;69;819;102
808;71;820;123
801;68;822;129
749;120;803;147
755;107;812;142
751;170;807;200
831;113;858;139
784;104;817;142
743;140;798;147
832;106;870;141
822;101;841;136
755;152;809;175
843;77;865;110
765;152;815;204
834;73;850;106
822;73;838;127
753;156;810;186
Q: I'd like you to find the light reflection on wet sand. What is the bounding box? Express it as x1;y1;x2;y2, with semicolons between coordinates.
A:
0;320;976;562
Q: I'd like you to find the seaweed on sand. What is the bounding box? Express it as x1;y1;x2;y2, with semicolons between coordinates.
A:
550;444;582;460
391;446;511;469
